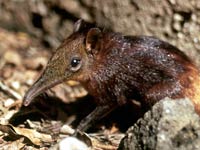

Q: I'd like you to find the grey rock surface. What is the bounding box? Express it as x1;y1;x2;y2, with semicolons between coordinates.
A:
0;0;200;66
83;0;200;66
118;98;200;150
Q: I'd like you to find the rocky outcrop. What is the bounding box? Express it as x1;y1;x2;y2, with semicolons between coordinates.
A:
0;0;200;66
118;98;200;150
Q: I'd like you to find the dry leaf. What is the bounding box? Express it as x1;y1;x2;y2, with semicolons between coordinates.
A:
0;124;53;147
0;138;26;150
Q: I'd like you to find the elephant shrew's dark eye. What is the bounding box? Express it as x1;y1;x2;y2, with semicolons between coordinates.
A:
70;57;81;71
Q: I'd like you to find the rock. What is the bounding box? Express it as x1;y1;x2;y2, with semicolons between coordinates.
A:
3;51;22;66
59;137;89;150
118;98;200;150
1;0;200;66
82;0;200;66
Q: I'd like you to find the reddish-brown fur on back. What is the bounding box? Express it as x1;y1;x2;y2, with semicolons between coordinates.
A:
83;34;200;112
179;64;200;113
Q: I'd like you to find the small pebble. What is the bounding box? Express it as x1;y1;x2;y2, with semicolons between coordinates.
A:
4;51;21;66
60;124;75;135
173;13;183;21
59;137;89;150
4;98;15;107
11;81;20;90
26;79;34;85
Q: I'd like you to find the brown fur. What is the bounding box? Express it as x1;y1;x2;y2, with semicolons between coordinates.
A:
180;64;200;113
23;19;200;131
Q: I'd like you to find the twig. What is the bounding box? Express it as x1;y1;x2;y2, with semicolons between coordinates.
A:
0;81;22;100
